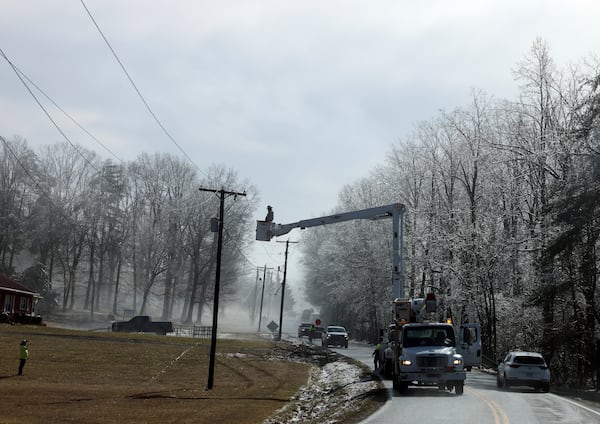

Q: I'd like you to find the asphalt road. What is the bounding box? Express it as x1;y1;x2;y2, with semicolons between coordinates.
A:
329;340;600;424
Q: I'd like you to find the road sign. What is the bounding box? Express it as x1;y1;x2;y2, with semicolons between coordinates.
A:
267;320;278;332
315;319;321;326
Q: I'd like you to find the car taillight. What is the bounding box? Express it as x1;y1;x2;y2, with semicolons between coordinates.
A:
509;364;520;368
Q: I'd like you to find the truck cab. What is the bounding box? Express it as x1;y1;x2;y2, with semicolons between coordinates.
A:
396;322;466;394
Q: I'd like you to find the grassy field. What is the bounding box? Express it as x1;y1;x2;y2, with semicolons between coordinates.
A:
0;324;312;424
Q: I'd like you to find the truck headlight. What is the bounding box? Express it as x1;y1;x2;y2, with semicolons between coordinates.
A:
453;358;463;366
401;359;412;366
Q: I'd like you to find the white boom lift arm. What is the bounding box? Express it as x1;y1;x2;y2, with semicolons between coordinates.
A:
255;203;406;298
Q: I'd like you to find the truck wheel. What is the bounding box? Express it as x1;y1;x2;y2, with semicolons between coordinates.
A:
541;383;550;393
399;382;409;393
455;382;464;395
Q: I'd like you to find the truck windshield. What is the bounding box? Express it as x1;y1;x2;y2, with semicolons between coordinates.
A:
403;326;455;347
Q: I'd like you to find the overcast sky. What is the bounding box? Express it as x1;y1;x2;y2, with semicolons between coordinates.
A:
2;1;600;310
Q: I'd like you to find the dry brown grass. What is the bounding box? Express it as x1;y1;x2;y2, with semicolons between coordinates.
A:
0;324;311;424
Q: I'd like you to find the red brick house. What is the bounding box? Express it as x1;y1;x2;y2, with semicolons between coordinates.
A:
0;273;42;324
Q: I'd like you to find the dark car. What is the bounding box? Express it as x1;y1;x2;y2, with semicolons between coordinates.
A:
322;325;349;348
111;315;174;336
298;322;312;338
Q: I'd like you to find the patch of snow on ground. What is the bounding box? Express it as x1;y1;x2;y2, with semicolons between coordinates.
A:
264;359;379;424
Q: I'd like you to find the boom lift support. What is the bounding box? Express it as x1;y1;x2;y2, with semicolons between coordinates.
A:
256;203;406;298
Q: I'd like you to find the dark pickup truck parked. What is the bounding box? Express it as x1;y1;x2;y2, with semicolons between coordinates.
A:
111;315;174;335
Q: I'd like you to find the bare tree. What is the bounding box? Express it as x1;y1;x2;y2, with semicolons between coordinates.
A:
0;136;37;274
34;142;99;311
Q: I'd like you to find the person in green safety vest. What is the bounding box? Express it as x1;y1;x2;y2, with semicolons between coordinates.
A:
372;342;381;370
18;339;29;376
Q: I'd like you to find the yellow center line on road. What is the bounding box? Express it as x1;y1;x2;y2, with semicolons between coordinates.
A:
466;386;510;424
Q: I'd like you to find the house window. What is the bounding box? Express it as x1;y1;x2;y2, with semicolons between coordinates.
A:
4;294;15;313
20;297;31;312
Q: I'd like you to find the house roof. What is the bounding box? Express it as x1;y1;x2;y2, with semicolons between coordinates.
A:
0;274;41;297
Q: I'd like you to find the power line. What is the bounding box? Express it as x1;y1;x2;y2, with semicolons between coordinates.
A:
0;48;101;174
80;0;208;178
8;58;124;164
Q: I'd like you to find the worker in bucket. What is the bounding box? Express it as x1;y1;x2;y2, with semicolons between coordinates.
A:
265;205;274;222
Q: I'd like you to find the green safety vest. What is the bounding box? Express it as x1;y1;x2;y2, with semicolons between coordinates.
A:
19;345;28;360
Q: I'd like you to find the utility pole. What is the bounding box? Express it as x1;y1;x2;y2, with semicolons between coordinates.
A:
257;265;273;333
251;267;260;323
276;239;298;341
200;187;246;390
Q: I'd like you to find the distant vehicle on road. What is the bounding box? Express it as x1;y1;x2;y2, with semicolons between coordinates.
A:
298;322;325;342
322;325;349;348
298;322;312;338
111;315;173;336
497;351;550;392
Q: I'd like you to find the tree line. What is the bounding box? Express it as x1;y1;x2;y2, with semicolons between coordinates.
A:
0;139;258;324
301;39;600;389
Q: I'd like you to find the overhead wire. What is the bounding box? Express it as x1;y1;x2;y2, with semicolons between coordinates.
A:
8;58;125;165
79;0;209;178
0;48;101;174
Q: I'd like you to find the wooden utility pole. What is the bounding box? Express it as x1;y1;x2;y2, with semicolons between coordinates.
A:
199;187;246;390
276;239;298;340
257;265;274;333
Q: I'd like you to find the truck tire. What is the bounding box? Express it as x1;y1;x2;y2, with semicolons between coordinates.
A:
398;381;409;393
455;382;464;395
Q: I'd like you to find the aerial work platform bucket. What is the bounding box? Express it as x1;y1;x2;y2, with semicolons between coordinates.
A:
256;220;273;241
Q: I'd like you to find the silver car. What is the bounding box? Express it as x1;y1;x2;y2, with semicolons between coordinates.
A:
497;351;550;392
322;325;349;348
